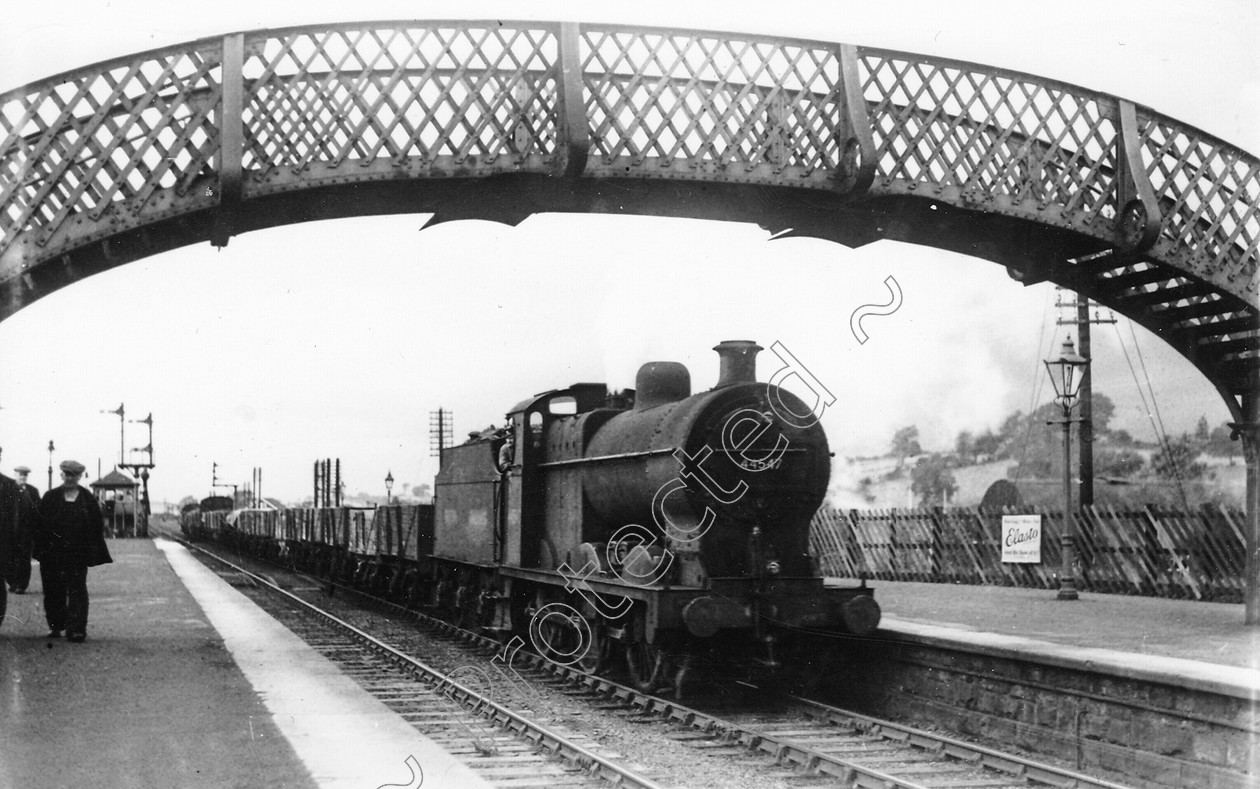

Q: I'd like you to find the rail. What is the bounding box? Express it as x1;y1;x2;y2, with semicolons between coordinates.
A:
198;524;1140;789
178;535;668;789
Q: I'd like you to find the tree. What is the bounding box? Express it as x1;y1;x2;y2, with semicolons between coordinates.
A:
1095;449;1144;478
1003;394;1116;478
997;411;1026;444
1206;423;1241;458
1089;392;1116;435
1009;401;1071;479
1152;437;1206;481
411;483;432;502
911;454;958;507
955;430;975;462
984;391;1116;461
973;429;1002;457
891;425;922;464
1195;415;1210;440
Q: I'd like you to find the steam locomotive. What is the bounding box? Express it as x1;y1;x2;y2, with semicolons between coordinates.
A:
186;341;878;693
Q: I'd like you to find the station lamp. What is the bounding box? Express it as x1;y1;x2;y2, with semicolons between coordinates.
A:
385;470;394;504
1043;336;1089;601
1044;337;1088;407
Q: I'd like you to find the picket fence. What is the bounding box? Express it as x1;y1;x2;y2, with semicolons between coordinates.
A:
810;504;1248;602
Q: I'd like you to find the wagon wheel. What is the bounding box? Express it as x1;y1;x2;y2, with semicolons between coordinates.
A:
373;564;391;595
453;578;479;628
508;589;533;639
352;560;369;588
395;569;415;604
410;572;430;609
537;614;605;674
431;570;452;612
379;564;397;597
624;640;664;691
576;624;609;675
368;563;387;594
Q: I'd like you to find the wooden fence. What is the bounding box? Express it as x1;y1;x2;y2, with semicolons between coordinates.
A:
810;504;1248;602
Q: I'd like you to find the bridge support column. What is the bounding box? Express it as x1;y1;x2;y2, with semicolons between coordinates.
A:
1236;394;1260;625
1115;101;1162;251
211;33;245;247
556;23;589;178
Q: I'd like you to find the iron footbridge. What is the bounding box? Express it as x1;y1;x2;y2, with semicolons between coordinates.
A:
0;20;1255;415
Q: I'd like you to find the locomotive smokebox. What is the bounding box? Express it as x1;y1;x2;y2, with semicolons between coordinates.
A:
713;340;763;387
634;361;691;410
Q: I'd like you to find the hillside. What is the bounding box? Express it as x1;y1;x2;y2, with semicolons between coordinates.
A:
828;450;1245;510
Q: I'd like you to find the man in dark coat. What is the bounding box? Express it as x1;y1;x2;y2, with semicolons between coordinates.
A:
36;459;111;642
0;447;16;628
9;465;39;593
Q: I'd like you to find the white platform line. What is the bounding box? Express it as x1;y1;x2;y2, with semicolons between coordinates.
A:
155;538;491;789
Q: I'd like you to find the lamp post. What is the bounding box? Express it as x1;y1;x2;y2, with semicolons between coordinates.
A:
1044;336;1089;601
385;470;394;504
47;440;55;489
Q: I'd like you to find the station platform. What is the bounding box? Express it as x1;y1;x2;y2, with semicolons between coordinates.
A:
0;538;489;789
833;578;1260;696
822;580;1260;786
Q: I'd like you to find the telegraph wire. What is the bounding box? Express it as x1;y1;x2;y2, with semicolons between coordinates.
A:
1128;319;1190;507
1012;287;1058;486
1112;319;1190;509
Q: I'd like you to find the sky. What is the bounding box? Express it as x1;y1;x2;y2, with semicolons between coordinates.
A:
0;1;1255;506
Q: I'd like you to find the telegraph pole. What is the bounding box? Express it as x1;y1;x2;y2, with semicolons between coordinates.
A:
1056;291;1116;506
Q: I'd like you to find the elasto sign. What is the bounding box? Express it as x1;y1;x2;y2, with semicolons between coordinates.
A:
1001;514;1042;564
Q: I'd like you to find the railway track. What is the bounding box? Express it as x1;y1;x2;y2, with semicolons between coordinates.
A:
183;539;666;789
180;534;1138;789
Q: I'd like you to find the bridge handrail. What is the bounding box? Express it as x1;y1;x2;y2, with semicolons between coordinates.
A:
1;20;1256;304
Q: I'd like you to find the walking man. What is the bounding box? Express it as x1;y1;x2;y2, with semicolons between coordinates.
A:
36;460;111;641
0;448;17;627
9;465;39;593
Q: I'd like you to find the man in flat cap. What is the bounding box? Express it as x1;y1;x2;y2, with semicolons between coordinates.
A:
8;465;39;594
36;460;111;642
0;447;16;627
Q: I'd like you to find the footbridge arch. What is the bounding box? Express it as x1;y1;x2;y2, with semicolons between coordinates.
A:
2;21;1254;411
1;22;1257;602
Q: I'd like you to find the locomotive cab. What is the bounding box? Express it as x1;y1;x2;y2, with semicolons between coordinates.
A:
433;383;617;569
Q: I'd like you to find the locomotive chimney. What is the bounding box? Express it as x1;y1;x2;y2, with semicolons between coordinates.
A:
713;340;763;387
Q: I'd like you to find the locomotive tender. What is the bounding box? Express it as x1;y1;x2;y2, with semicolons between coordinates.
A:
186;341;878;692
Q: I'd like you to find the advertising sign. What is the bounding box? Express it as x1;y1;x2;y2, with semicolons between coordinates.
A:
1001;514;1042;563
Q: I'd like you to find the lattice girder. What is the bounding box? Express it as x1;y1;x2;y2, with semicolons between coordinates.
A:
1;20;1257;399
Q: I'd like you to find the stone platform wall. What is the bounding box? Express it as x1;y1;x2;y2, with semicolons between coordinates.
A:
805;635;1255;788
